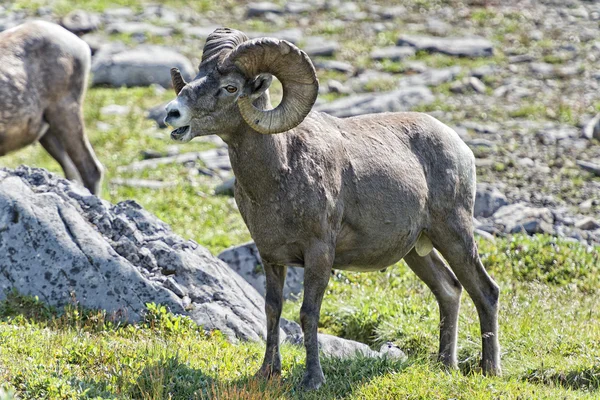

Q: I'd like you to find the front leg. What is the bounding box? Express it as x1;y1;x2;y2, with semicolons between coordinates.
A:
300;242;334;390
256;261;287;378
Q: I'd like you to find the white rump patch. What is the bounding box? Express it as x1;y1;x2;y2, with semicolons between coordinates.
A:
415;232;433;257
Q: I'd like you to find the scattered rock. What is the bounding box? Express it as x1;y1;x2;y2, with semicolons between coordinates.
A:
100;104;130;116
379;342;408;361
246;2;283;18
474;183;508;218
61;10;101;35
215;177;235;196
582;113;600;140
398;66;461;87
146;101;169;128
110;178;177;189
371;46;416;61
106;22;174;37
316;86;434;118
303;37;340;57
318;333;380;358
574;217;600;230
0;167;267;342
326;79;353;95
91;45;195;88
218;242;304;300
493;204;554;234
248;28;303;44
397;35;494;57
183;25;222;39
577;160;600;176
313;60;355;74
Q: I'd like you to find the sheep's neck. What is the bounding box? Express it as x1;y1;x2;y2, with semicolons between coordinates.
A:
225;128;289;204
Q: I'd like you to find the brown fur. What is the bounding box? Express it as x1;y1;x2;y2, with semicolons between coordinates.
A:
0;21;103;194
165;28;501;390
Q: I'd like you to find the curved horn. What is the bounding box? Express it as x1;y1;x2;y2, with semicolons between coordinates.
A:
170;67;187;95
226;38;319;135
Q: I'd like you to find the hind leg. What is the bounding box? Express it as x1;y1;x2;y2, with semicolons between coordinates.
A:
40;126;83;183
43;102;103;195
404;248;462;368
431;211;501;375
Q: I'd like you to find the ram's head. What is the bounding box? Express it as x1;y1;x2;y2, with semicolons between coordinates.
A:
164;28;318;142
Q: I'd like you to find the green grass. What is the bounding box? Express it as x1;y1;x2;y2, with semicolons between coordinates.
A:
1;235;599;398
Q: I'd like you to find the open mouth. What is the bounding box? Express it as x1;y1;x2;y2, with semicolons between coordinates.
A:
171;125;190;140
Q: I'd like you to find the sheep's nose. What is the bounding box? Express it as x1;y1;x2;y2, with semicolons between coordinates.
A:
167;109;180;119
164;101;182;124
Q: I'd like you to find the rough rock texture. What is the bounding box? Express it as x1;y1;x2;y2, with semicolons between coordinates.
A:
475;183;509;218
397;35;494;57
492;203;555;234
218;242;304;300
60;10;101;35
91;45;195;88
316;87;434;118
0;167;266;342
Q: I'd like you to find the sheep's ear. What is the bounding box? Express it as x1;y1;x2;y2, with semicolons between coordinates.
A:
245;73;272;100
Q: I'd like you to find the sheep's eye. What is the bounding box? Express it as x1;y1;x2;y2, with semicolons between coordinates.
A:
225;85;237;93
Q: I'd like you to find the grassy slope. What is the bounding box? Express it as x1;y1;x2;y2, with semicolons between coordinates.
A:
1;0;599;399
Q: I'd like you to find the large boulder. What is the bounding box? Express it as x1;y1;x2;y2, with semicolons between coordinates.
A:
218;242;304;300
91;45;195;88
0;167;265;342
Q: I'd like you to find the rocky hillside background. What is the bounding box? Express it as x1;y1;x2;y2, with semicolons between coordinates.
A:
2;0;599;249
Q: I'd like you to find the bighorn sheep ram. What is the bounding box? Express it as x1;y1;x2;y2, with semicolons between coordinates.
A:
165;28;501;390
0;21;103;194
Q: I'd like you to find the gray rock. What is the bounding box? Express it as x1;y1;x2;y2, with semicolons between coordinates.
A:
508;54;536;64
577;160;600;176
106;22;174;37
280;318;303;345
574;217;600;230
317;86;434;118
397;35;494;57
398;66;461;87
346;70;396;92
313;60;355;74
248;28;303;44
371;46;416;61
61;10;101;35
474;183;508;218
493;203;554;235
247;2;283;17
183;25;222;39
379;342;408;361
218;242;304;300
198;148;232;172
284;2;315;14
110;178;177;189
215;177;235;196
326;79;353;95
279;318;395;358
582;113;600;140
0;166;267;342
146;101;169;128
303;37;340;57
318;334;380;358
92;45;195;88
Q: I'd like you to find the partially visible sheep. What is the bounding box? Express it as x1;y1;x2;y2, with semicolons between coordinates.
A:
0;21;103;194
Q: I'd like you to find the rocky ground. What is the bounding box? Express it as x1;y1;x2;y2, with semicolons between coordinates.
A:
1;0;599;242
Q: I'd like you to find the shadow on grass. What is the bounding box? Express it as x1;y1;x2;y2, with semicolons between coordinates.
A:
523;365;600;392
136;355;410;399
